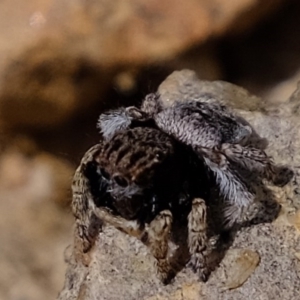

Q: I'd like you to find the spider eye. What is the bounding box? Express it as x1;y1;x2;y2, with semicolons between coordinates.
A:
100;168;110;180
113;175;128;187
155;151;164;160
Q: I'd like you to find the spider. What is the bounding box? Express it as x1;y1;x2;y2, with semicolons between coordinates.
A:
73;92;293;284
72;126;212;283
98;93;294;228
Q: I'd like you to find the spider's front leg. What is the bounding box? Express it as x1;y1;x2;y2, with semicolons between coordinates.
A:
72;176;102;266
93;206;144;238
141;210;174;284
72;188;102;255
140;92;162;116
72;144;105;265
187;198;210;282
94;207;174;283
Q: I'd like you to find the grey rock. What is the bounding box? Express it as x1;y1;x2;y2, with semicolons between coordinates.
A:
58;70;300;300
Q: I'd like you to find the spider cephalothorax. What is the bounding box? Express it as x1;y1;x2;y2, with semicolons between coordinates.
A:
95;127;209;221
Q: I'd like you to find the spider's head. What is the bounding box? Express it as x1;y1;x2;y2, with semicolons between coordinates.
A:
96;127;180;220
108;174;151;219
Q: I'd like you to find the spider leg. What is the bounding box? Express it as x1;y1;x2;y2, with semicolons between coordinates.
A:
222;204;245;229
187;198;210;282
224;124;252;144
97;107;133;140
197;147;255;210
141;210;174;284
95;207;176;284
72;183;102;254
221;143;294;187
72;146;105;267
141;92;162;116
125;106;149;120
93;206;144;238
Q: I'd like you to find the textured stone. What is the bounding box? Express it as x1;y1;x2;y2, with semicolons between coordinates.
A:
158;69;263;111
224;249;260;290
59;70;300;300
181;283;202;300
287;210;300;232
146;283;201;300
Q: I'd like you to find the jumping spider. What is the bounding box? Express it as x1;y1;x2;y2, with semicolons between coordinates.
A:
72;93;293;284
98;93;294;227
72;126;212;283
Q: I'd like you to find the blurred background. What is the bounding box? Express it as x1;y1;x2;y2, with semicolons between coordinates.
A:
1;0;300;299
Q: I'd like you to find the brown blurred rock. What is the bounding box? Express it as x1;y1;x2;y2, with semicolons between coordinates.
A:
0;145;74;300
0;0;113;129
48;0;286;64
0;0;51;79
171;45;223;81
262;70;300;106
220;1;300;100
34;153;75;207
0;0;288;129
0;38;111;128
0;142;74;206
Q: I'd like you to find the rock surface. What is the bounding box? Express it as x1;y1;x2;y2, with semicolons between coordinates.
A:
59;70;300;300
223;249;260;290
